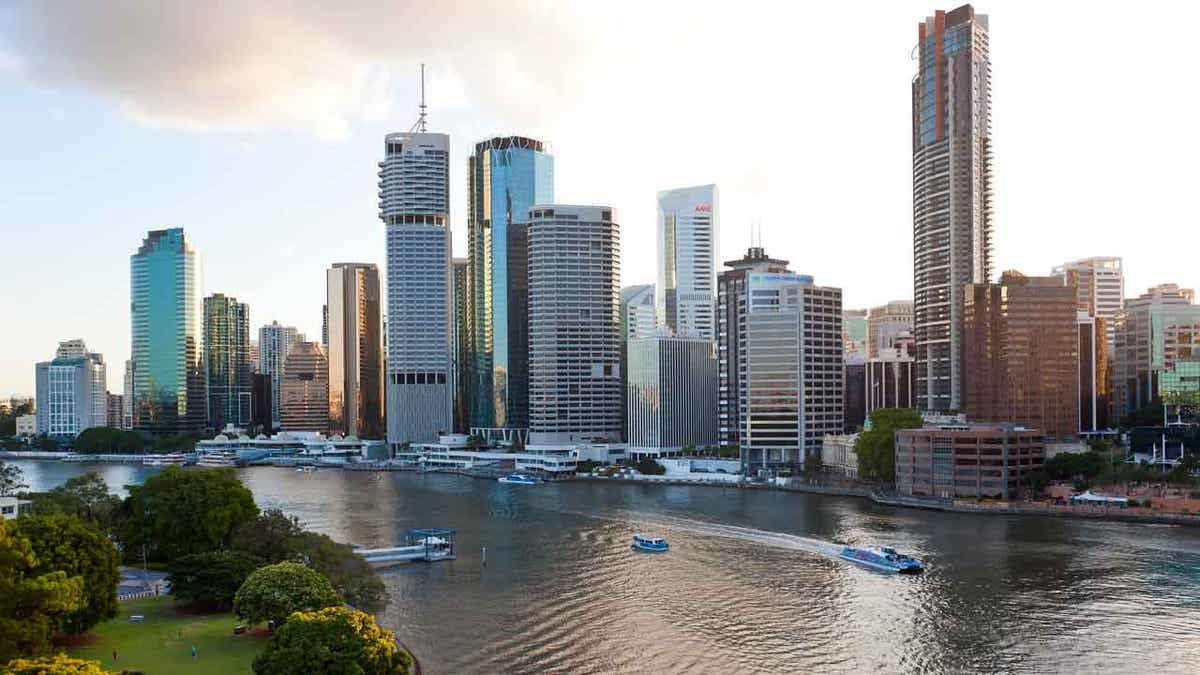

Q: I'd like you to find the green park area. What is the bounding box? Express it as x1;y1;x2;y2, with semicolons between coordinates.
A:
66;596;265;674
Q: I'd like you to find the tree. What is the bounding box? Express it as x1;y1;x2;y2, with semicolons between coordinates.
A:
0;520;85;663
115;466;258;562
34;436;60;451
716;445;739;459
167;551;263;610
1;460;28;496
634;459;665;475
291;532;387;612
233;562;341;627
252;606;412;675
804;453;824;474
14;515;120;634
73;428;144;454
26;473;123;531
3;654;112;674
855;408;924;483
230;509;305;564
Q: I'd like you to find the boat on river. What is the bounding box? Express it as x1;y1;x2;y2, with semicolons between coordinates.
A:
631;534;669;553
498;473;539;485
839;546;923;574
143;453;188;467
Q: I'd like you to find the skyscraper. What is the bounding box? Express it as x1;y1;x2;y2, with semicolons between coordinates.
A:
130;228;205;435
627;336;718;451
452;258;469;433
716;246;792;448
279;341;329;433
527;204;621;444
203;293;252;431
1112;284;1200;416
35;340;106;438
466;136;554;430
866;300;914;358
656;184;718;339
326;263;384;438
258;321;301;431
380;130;453;445
912;5;993;411
619;284;656;442
1052;257;1124;346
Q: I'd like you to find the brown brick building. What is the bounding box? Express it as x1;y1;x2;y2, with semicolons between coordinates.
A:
895;424;1045;500
962;271;1079;439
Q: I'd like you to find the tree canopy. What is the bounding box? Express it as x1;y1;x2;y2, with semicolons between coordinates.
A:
233;561;341;627
230;509;305;564
13;515;120;635
3;653;112;674
72;427;144;454
1;460;28;497
167;550;264;611
0;519;85;663
25;472;123;531
252;606;412;675
855;408;924;483
116;466;258;562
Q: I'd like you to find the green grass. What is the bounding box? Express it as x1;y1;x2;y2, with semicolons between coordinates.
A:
66;596;266;674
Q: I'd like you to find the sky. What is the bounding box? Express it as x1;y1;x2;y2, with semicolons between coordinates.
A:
1;1;1198;396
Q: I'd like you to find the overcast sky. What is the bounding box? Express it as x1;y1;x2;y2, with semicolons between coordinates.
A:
1;1;1197;395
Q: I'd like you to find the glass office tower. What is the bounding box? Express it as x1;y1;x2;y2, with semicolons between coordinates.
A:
204;293;252;431
130;228;205;435
465;136;554;430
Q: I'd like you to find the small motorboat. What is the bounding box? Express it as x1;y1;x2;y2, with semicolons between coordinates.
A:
295;465;317;473
838;545;923;574
497;473;539;485
631;534;669;553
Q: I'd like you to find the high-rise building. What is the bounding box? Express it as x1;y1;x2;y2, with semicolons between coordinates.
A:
379;130;453;445
740;272;843;474
122;359;135;429
258;321;301;431
249;340;260;374
656;184;718;339
1052;257;1124;346
106;393;123;429
130;228;205;435
844;354;867;433
35;340;107;438
843;309;868;358
1077;313;1110;432
627;336;718;451
962;272;1079;439
716;246;791;448
452;258;469;433
867;342;917;415
866;300;914;358
619;284;656;442
1112;284;1200;417
527;205;621;444
251;373;272;432
279;341;330;433
326;262;384;438
204;293;252;431
465;136;554;430
912;5;993;411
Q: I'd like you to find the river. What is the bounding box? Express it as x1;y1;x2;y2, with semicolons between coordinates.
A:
10;460;1200;673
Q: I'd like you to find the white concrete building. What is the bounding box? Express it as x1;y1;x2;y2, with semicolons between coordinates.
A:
621;284;657;341
379;131;453;446
740;273;843;474
1052;257;1124;345
1;497;33;520
35;340;106;438
821;433;859;477
656;184;718;339
15;414;36;436
259;321;301;430
528;205;622;444
627;335;717;452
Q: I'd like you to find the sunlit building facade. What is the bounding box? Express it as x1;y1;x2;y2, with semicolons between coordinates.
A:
866;300;914;358
326;262;384;438
259;321;301;431
279;341;329;433
35;340;107;438
1053;256;1124;346
656;184;718;339
1112;284;1200;416
204;293;252;431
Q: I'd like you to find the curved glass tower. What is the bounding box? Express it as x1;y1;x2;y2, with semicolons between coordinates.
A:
465;136;554;430
130;228;205;435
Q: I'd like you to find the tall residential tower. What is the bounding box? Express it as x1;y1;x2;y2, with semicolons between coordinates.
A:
912;4;993;411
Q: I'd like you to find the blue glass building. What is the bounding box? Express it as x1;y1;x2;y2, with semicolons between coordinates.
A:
130;228;206;435
465;136;554;430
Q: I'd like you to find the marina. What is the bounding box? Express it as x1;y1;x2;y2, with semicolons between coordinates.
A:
355;529;457;564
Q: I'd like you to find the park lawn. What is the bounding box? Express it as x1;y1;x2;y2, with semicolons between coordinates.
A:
66;596;267;674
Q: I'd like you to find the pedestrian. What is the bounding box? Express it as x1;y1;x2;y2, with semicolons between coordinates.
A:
112;646;118;662
191;644;197;659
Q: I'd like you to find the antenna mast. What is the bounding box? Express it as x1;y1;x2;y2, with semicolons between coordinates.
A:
411;63;428;133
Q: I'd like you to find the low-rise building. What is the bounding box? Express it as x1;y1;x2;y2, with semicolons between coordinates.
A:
1;496;33;520
15;414;37;437
821;433;859;477
895;423;1045;501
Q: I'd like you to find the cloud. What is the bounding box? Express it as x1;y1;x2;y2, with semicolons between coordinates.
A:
0;1;590;141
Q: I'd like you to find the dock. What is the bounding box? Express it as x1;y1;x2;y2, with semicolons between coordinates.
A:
355;528;457;564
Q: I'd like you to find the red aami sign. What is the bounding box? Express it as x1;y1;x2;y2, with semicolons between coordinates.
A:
695;203;712;213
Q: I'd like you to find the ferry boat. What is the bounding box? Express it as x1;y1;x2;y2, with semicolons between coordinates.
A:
497;473;539;485
295;465;317;473
195;451;238;468
143;453;188;467
631;534;669;553
838;546;923;574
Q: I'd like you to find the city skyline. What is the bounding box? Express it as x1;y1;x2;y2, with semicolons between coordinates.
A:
3;2;1200;395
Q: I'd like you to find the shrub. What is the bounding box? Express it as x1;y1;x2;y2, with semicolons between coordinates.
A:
3;654;112;674
167;551;263;610
233;562;340;627
252;607;412;675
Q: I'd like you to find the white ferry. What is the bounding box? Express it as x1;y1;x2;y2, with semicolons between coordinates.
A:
497;473;539;485
195;451;238;468
143;453;188;467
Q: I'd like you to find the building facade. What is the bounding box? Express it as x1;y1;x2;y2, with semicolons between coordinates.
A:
204;293;252;431
740;272;843;474
866;300;914;358
626;336;718;451
452;258;469;433
15;414;37;437
656;184;718;339
1053;257;1124;346
379;131;453;445
465;136;554;431
106;393;123;429
962;272;1079;439
326;262;384;438
620;284;656;442
252;373;272;432
527;205;621;444
843;309;868;359
896;423;1045;500
912;5;993;412
866;342;917;415
1077;313;1110;432
716;247;792;448
1112;284;1200;417
821;433;860;478
258;322;301;431
122;359;135;429
35;340;107;438
279;341;330;433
